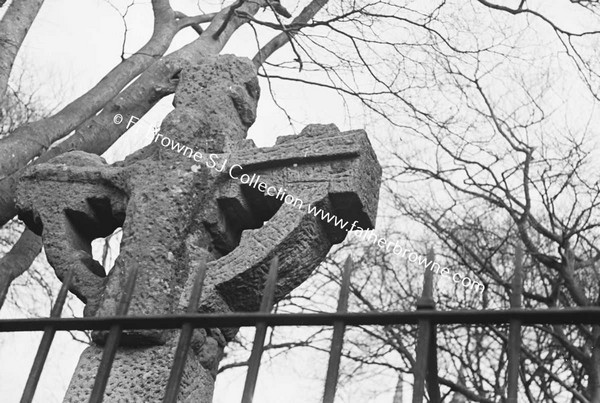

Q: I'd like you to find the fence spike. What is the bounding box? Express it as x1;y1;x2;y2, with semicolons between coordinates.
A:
507;243;523;402
413;248;440;403
20;268;74;403
322;256;353;403
89;266;139;403
241;256;279;403
162;261;208;403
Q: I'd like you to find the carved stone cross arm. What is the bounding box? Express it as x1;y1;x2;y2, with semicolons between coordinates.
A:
204;123;382;318
16;152;130;308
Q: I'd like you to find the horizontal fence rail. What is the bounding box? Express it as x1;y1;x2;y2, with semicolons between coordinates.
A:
4;254;600;403
3;308;600;333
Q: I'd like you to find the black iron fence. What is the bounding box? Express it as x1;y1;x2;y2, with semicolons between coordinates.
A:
2;256;600;403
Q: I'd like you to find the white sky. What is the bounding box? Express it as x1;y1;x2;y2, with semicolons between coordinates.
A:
1;0;599;402
0;0;396;402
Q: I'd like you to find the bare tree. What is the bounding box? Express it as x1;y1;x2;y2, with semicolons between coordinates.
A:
216;3;600;400
2;1;600;401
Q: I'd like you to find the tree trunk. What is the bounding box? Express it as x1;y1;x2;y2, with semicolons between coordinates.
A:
0;0;181;180
0;0;45;99
0;228;42;308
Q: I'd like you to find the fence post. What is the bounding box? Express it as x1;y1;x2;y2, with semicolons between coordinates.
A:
507;243;523;402
240;256;279;403
412;248;440;403
392;372;403;403
162;260;208;403
322;256;354;403
89;266;139;403
20;268;74;403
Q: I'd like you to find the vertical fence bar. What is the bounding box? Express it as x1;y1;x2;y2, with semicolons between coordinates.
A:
507;243;523;403
162;261;208;403
425;320;440;403
240;256;279;403
425;248;441;403
89;266;139;403
20;269;74;403
392;373;403;403
322;256;353;403
412;248;439;403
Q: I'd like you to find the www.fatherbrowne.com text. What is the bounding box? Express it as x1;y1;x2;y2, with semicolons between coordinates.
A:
147;124;485;295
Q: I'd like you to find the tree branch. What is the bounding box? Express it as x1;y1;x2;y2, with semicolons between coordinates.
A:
175;11;217;35
212;0;247;39
476;0;600;37
0;228;42;309
0;0;45;99
0;0;177;181
253;0;329;69
0;0;265;230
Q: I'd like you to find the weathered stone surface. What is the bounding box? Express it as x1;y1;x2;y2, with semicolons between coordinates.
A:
16;55;382;402
65;328;219;402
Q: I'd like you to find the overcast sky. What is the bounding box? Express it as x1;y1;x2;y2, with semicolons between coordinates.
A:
2;0;600;402
0;1;397;402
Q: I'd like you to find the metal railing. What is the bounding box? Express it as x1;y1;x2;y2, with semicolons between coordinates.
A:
2;255;600;403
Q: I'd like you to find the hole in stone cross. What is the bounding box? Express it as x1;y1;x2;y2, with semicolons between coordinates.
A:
215;181;284;256
241;183;284;223
91;227;123;274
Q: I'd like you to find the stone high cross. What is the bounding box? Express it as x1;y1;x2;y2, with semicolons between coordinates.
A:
16;55;382;402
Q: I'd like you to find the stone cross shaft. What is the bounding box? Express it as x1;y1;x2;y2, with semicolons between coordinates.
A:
16;55;382;402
